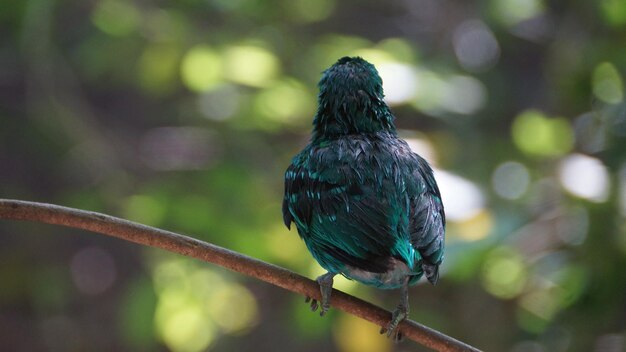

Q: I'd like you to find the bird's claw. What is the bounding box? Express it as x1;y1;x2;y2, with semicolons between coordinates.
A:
380;304;407;342
305;297;329;316
311;272;334;316
319;302;330;316
306;296;319;312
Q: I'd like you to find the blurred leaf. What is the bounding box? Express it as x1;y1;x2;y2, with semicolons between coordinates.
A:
223;45;280;87
592;62;624;104
481;246;528;299
91;0;141;36
511;110;574;158
180;45;223;92
600;0;626;27
138;43;181;95
253;78;314;127
124;195;167;226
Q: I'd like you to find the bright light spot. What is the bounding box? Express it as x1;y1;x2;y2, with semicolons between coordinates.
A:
223;45;279;87
180;46;222;92
335;314;392;352
435;169;485;221
412;69;448;112
451;210;494;241
91;0;140;36
197;84;240;121
254;79;313;123
206;283;258;334
441;75;487;114
71;246;116;295
491;0;545;26
512;110;574;158
482;247;527;299
152;259;259;352
377;63;417;105
453;20;500;72
592;62;624;104
124;195;166;226
289;0;335;23
404;136;437;166
157;304;216;352
186;264;228;296
558;154;610;202
492;161;531;199
153;260;192;296
139;127;218;170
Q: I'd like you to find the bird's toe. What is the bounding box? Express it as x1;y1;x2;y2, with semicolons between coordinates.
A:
384;304;408;340
309;298;319;312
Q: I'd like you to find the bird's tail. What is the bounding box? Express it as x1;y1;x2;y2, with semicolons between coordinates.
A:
422;263;439;285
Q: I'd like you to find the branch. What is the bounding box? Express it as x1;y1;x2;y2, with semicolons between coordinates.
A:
0;199;480;352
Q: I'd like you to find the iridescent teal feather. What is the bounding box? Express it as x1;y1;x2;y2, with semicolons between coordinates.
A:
282;57;445;338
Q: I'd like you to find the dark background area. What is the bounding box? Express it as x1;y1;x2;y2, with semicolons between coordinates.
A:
1;0;626;351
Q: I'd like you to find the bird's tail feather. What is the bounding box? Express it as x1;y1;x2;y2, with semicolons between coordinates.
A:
422;263;439;285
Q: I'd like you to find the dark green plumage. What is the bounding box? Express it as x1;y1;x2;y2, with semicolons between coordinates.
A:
282;57;445;338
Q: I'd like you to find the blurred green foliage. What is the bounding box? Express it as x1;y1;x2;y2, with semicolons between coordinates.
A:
1;0;626;351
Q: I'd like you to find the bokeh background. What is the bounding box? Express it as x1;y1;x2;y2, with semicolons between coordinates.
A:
2;0;626;351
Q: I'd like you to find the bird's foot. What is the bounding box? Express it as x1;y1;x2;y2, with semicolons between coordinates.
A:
304;296;320;312
379;304;408;342
305;272;335;316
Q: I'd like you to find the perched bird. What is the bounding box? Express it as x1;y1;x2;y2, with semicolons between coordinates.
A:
282;56;445;339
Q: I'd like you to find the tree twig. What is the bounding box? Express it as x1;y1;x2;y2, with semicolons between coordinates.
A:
0;199;480;352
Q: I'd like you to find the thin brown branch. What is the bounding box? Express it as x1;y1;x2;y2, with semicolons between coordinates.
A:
0;199;480;352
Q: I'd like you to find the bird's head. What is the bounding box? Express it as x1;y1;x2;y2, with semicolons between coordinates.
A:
319;56;384;101
312;57;395;140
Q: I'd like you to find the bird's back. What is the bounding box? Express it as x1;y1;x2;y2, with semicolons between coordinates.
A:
283;131;445;289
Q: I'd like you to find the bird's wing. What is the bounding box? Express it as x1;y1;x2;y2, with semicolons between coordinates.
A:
283;143;404;274
408;155;445;284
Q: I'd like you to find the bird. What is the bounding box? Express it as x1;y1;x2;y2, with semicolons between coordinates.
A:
282;56;445;339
